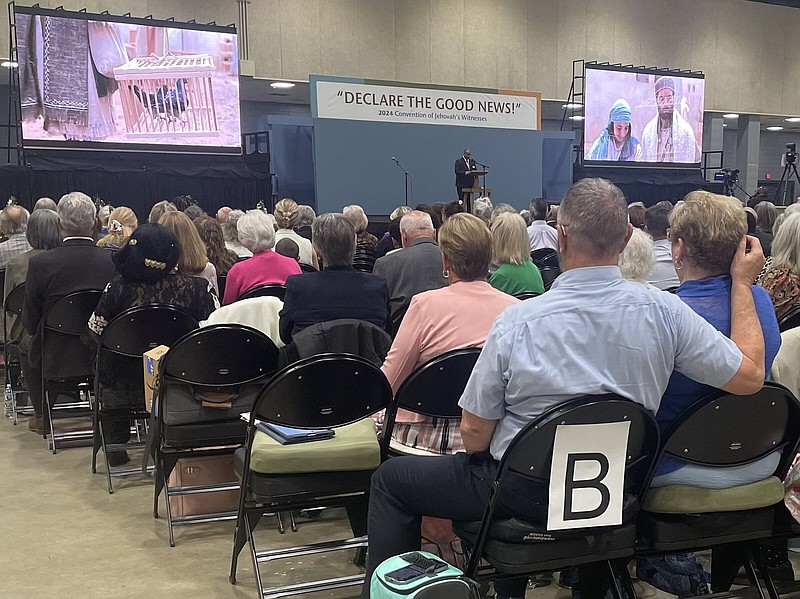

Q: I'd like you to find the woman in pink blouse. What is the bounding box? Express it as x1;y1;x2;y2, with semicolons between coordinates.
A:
222;210;301;305
381;213;519;454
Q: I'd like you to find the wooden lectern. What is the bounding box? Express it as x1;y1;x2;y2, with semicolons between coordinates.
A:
460;169;491;213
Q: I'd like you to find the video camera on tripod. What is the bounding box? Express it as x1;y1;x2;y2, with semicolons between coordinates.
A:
714;168;740;196
784;142;797;165
775;142;800;205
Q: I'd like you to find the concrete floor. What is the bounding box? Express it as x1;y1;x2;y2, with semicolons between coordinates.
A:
2;412;800;599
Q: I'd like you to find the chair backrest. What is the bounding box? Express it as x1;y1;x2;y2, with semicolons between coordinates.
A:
512;291;541;301
392;347;481;419
239;283;286;302
160;324;279;387
99;304;199;357
531;248;559;269
659;383;800;475
779;306;800;333
217;273;227;301
465;395;658;575
299;262;317;273
41;289;104;380
4;283;25;316
280;318;392;368
538;266;561;290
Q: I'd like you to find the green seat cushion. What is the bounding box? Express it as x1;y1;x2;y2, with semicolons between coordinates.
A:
643;476;784;514
248;418;380;474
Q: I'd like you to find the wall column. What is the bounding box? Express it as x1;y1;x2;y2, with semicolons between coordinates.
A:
736;115;760;200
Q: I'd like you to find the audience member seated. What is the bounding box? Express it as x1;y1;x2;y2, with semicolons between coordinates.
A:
87;223;218;465
296;204;316;241
373;211;447;326
158;211;218;295
489;203;517;227
628;201;646;230
221;209;253;258
222;210;301;305
619;227;656;287
375;217;402;258
215;206;232;225
645;202;679;290
754;201;777;257
194;216;238;277
343;204;379;258
147;199;177;224
97;205;113;236
275;238;300;261
488;212;545;296
0;205;32;269
382;213;518;454
279;213;389;344
33;197;57;212
636;191;781;596
274;198;314;265
415;204;441;231
4;209;61;346
472;196;493;224
20;192;116;434
182;203;205;221
359;178;768;599
442;200;464;221
527;197;558;251
546;204;558;228
758;213;800;320
96;207;137;250
519;209;531;226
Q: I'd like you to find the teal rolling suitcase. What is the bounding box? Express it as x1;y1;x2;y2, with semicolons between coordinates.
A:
369;551;480;598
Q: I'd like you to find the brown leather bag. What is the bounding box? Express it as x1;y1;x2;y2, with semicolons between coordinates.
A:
168;455;239;517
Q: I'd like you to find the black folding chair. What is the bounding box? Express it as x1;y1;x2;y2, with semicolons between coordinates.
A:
238;283;286;302
538;266;561;291
453;396;659;599
531;248;559;269
4;283;28;424
229;353;395;598
512;291;541;301
352;248;377;273
387;347;481;456
153;324;279;546
92;304;199;494
40;289;103;453
779;306;800;333
217;273;227;301
636;383;800;598
298;262;317;273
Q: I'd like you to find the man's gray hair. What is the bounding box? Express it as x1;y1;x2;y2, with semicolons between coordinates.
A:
26;208;61;250
312;213;356;267
490;203;517;226
237;210;276;253
399;211;434;238
297;205;316;227
472;197;493;221
558;178;629;259
222;209;245;242
57;191;97;236
33;197;57;211
0;205;30;236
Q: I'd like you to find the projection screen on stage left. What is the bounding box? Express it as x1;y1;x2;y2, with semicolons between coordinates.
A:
13;5;241;155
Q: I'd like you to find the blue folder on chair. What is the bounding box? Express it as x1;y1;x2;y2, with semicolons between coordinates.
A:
256;422;335;445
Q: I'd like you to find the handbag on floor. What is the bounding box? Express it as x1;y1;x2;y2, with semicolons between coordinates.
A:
370;551;479;599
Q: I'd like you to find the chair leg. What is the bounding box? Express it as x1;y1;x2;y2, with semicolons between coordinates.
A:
711;543;744;592
153;452;163;518
230;506;249;584
604;560;625;599
751;543;781;599
345;500;368;567
91;400;100;474
164;470;176;547
742;551;768;599
245;511;266;596
100;417;114;494
46;391;57;454
577;562;612;599
276;512;285;534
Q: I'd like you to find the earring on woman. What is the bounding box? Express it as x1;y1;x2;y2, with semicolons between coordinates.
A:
442;269;449;278
674;259;683;270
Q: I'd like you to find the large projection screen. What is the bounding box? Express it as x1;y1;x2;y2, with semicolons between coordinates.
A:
14;6;241;154
583;65;704;167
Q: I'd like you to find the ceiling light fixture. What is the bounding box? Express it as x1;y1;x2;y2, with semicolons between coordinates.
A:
270;81;295;89
568;115;584;121
562;103;583;110
766;126;784;131
785;117;800;123
722;113;739;119
1;60;18;68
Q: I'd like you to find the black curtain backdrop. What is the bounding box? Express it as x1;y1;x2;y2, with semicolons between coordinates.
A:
0;150;271;221
573;166;719;206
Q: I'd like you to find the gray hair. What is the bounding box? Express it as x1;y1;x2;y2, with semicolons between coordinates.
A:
755;201;777;234
342;204;369;233
297;205;316;227
770;213;800;273
519;209;532;226
57;192;97;236
148;200;177;224
33;197;57;211
559;178;629;260
97;205;113;227
472;197;494;221
312;213;356;267
222;209;245;242
490;203;517;226
619;228;655;282
399;210;434;240
237;210;276;253
0;205;29;236
26;208;61;250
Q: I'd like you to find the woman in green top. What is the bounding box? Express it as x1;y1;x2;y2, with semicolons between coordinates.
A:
488;212;546;296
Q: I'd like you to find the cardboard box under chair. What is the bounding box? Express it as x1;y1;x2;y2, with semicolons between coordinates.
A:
143;345;169;412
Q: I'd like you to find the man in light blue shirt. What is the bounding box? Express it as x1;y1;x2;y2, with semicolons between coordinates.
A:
360;178;767;599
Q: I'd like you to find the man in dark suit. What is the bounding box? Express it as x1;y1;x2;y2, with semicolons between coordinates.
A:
279;213;390;344
21;192;116;435
454;148;477;203
372;211;447;331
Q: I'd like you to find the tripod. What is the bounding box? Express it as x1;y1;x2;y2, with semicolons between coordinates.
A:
774;160;800;206
724;178;752;202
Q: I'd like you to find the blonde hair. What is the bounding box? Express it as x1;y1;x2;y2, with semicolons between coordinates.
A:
491;212;530;265
670;191;746;276
769;213;800;273
97;206;138;249
390;206;411;220
274;198;299;230
158;210;208;275
342;204;368;233
438;213;492;281
619;228;655;282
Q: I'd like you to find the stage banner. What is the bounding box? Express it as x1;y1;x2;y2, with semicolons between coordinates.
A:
314;79;540;130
